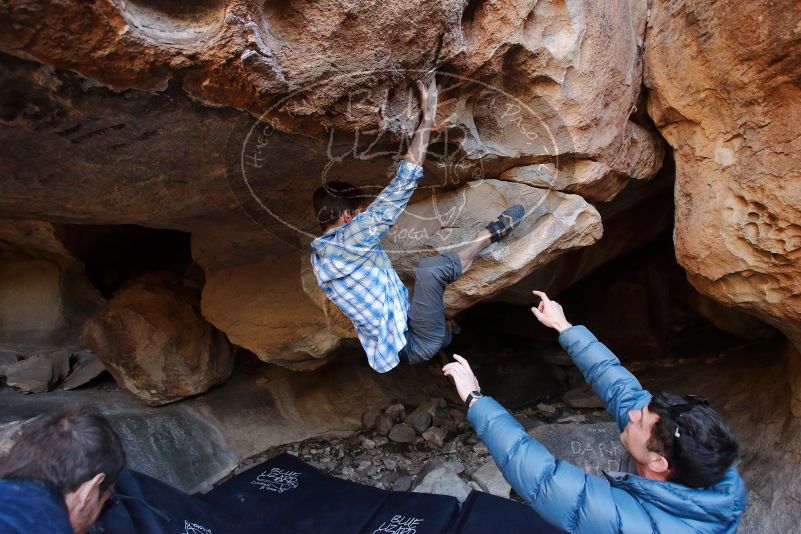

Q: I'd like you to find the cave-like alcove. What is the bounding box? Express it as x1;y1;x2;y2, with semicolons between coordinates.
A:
53;223;197;298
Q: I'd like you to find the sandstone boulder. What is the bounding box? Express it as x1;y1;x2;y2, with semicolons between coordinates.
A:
83;283;234;405
0;220;103;351
644;0;801;347
201;252;355;370
0;0;661;172
388;179;603;312
0;0;666;367
0;257;64;345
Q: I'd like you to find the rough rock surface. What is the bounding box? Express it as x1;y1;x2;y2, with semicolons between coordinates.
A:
0;0;663;369
470;460;512;498
0;0;660;170
635;341;801;533
216;341;801;532
2;356;55;393
0;353;454;493
412;464;472;502
529;422;623;476
82;283;234;405
202;252;356;369
0;220;103;351
388;179;603;312
645;0;801;346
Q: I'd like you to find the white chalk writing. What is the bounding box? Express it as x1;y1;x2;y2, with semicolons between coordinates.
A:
568;440;623;476
181;520;212;534
372;514;424;534
251;467;301;493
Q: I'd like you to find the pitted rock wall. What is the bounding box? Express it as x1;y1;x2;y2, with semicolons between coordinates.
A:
644;0;801;347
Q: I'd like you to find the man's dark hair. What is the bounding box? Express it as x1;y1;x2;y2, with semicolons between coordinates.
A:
0;404;125;493
647;392;738;488
312;181;365;230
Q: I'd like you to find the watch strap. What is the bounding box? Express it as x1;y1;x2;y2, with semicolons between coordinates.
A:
465;391;483;409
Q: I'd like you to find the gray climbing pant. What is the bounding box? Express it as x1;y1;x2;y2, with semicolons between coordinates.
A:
399;251;463;364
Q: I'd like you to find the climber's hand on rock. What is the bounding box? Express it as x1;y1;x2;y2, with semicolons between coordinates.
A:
416;78;438;123
442;354;480;404
531;290;572;333
405;79;438;165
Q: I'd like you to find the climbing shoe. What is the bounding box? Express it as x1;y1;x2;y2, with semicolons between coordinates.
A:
486;204;525;243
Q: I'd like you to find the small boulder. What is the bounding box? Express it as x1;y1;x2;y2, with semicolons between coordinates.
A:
393;474;412;492
416;460;465;480
4;356;53;393
0;350;19;371
536;403;558;417
467;480;483;492
404;404;433;434
441;440;457;454
384;403;406;421
471;460;512;498
422;426;446;448
449;409;467;423
412;465;471;502
62;350;106;390
382;458;397;470
376;414;394;436
361;408;382;430
432;407;454;428
472;442;489;455
388;423;416;443
82;283;234;405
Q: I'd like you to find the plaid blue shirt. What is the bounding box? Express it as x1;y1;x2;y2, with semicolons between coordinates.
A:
311;160;424;372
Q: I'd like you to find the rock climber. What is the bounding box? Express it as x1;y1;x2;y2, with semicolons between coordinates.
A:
310;79;525;372
443;290;746;533
0;404;126;534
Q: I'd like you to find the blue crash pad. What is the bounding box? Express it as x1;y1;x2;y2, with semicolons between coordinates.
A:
92;452;562;533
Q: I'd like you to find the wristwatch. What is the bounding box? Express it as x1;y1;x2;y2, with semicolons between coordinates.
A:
464;391;483;409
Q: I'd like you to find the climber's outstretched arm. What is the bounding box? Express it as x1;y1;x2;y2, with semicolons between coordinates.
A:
331;80;439;249
403;79;438;166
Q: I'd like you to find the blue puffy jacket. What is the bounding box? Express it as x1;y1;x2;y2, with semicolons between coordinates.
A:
468;325;747;533
0;478;73;534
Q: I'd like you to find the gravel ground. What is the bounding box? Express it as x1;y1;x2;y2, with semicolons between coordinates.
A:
217;397;613;501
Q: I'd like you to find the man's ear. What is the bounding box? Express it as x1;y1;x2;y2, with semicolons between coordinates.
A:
65;473;106;534
70;473;105;508
648;453;670;475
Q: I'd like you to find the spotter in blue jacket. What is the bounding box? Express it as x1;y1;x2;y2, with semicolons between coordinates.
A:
468;325;747;534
